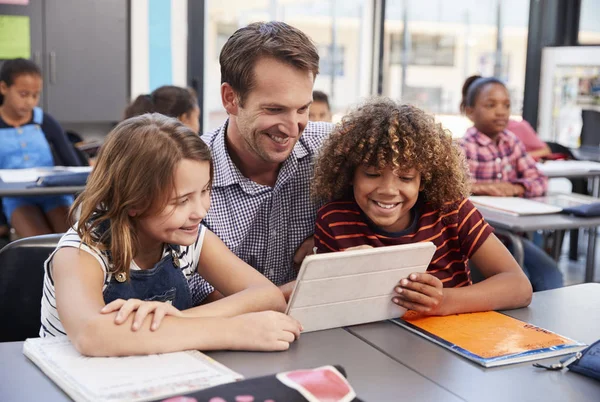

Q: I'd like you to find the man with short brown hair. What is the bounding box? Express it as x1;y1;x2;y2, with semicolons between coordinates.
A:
197;22;333;299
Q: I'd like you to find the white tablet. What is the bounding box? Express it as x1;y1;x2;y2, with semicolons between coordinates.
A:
286;242;436;332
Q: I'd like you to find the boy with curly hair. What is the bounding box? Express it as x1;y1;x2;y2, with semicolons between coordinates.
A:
312;98;532;316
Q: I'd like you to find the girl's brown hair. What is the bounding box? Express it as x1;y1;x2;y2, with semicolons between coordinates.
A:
312;98;470;210
124;85;198;120
69;113;212;279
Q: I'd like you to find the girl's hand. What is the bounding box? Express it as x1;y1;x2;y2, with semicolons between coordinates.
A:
392;273;445;316
101;298;184;331
228;311;303;351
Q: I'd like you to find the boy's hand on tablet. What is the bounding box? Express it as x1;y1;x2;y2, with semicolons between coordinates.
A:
101;298;183;331
229;311;303;351
392;273;444;315
293;235;315;271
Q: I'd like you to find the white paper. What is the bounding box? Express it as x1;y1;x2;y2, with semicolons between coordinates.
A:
23;336;242;402
536;160;600;175
470;196;563;215
0;166;92;183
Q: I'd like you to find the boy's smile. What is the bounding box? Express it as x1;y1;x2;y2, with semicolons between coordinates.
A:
353;165;422;233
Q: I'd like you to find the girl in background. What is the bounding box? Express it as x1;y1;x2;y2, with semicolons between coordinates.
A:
459;76;563;291
124;85;200;133
0;58;80;237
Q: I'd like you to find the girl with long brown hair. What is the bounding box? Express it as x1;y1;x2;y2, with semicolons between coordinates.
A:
40;113;300;356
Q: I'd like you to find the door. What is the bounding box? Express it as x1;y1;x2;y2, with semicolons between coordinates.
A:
44;0;128;122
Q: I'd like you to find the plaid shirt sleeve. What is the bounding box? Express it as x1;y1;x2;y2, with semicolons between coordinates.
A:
510;138;548;197
459;139;481;184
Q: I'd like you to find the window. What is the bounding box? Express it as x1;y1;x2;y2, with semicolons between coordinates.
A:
383;0;530;135
204;0;374;130
579;0;600;44
390;33;455;66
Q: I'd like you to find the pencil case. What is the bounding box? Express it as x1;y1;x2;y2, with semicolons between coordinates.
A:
567;339;600;381
164;365;364;402
534;339;600;381
561;203;600;217
33;172;89;187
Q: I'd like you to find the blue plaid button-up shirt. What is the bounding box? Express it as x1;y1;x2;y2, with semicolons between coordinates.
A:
191;120;332;294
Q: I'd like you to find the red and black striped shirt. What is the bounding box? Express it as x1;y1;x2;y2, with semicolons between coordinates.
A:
314;198;494;288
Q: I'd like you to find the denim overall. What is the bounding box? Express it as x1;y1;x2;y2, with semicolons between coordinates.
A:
0;107;73;222
103;245;193;310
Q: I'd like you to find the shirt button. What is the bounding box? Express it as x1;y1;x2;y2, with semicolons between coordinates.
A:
24;154;29;161
268;269;275;277
495;157;502;163
17;128;23;135
21;142;27;148
496;173;502;179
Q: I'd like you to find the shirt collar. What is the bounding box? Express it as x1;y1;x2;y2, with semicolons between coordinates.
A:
211;119;310;189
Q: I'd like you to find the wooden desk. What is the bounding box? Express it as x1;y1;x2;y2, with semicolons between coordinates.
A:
347;283;600;402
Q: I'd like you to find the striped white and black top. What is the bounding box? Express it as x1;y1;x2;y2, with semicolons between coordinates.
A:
40;225;212;337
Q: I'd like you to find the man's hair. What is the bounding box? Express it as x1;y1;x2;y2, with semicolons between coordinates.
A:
312;90;330;110
220;21;320;106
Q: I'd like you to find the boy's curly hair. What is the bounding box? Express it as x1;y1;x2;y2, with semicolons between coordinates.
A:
312;98;470;209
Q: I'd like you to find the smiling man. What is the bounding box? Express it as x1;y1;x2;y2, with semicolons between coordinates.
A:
197;22;333;299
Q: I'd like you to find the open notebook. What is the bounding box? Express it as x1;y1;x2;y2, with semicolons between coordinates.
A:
393;311;586;368
471;194;600;216
286;242;436;332
23;336;242;402
470;196;563;216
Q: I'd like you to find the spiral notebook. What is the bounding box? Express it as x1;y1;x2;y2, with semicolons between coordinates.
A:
23;336;243;402
393;311;586;368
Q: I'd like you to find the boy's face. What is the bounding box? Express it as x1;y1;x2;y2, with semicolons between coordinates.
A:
0;73;42;120
352;165;422;233
226;57;314;166
135;159;211;248
466;83;510;138
309;100;332;122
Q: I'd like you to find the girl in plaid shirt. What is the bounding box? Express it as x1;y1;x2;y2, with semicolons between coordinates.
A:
459;77;563;291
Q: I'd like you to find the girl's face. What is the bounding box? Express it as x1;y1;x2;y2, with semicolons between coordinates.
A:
466;83;510;137
352;165;422;233
0;73;42;120
136;158;211;247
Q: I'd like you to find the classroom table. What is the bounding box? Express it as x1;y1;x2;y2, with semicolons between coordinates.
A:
0;167;90;197
0;328;462;402
0;179;85;197
347;283;600;402
477;199;600;283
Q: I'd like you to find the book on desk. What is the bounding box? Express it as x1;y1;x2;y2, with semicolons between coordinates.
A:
22;336;243;402
393;311;586;368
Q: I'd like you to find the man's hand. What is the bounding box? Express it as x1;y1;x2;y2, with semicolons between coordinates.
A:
293;235;315;271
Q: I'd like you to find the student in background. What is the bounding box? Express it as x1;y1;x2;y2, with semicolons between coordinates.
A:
124;85;200;133
41;114;301;357
460;75;551;160
312;98;532;316
309;90;332;122
459;76;563;291
0;58;80;237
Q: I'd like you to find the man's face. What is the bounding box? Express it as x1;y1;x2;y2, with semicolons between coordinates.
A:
228;57;314;166
309;100;331;122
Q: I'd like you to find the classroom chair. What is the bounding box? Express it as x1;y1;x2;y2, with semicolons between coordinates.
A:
0;234;61;342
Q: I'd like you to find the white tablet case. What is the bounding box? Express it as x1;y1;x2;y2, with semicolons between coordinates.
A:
286;242;436;332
